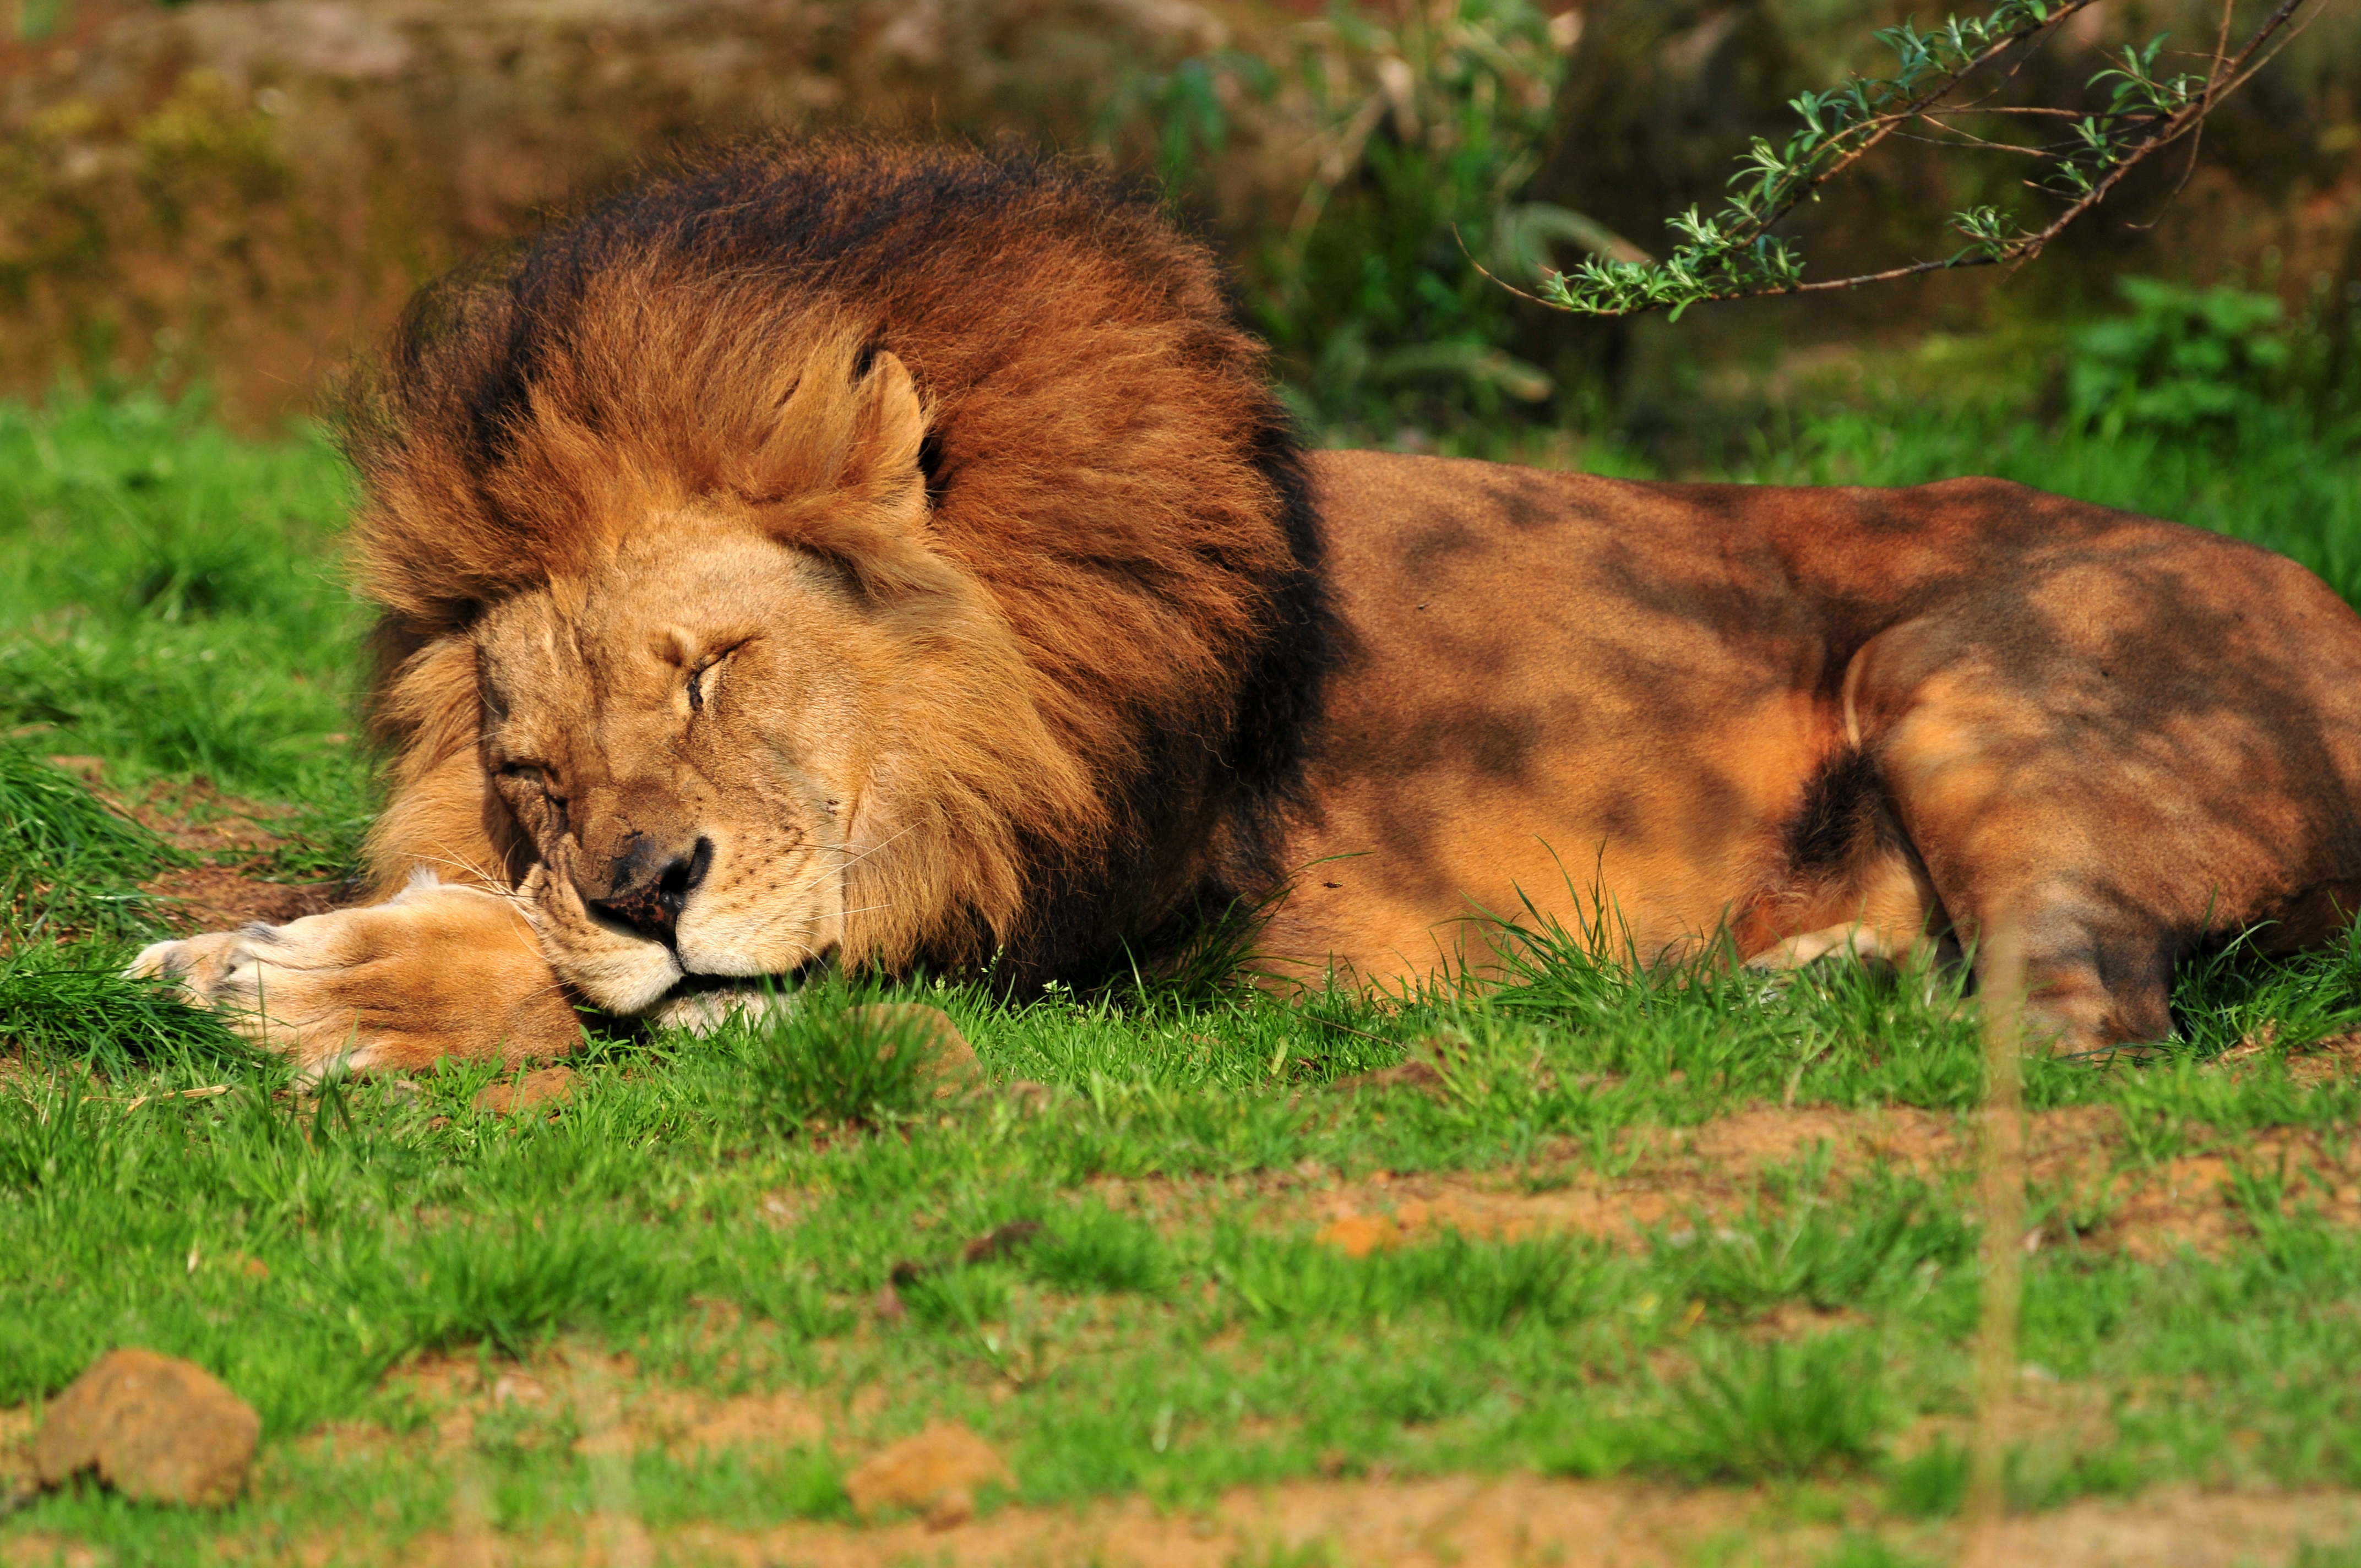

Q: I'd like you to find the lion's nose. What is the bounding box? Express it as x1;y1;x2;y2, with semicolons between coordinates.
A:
586;835;713;944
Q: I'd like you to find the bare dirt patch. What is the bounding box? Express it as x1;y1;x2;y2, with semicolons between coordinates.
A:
376;1351;830;1465
0;1400;36;1500
142;862;339;932
105;775;346;933
0;1535;110;1568
1100;1099;2361;1264
705;1480;2361;1568
471;1068;575;1117
357;1475;2361;1568
2217;1028;2361;1086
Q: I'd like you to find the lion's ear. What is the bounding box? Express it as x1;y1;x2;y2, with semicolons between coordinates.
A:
837;349;930;523
744;339;931;518
755;345;951;596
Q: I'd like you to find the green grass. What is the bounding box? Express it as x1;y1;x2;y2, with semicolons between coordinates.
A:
3;379;2360;1562
0;388;373;868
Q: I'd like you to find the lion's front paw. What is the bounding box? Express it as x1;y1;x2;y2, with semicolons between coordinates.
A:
130;927;256;1002
129;876;583;1077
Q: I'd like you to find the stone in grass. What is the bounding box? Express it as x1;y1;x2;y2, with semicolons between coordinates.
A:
849;1004;982;1097
34;1348;260;1507
844;1420;1014;1530
472;1065;576;1115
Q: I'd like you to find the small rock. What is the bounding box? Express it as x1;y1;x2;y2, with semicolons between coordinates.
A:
1313;1213;1395;1260
851;1004;981;1095
34;1349;260;1507
997;1079;1053;1114
844;1420;1013;1527
473;1065;575;1115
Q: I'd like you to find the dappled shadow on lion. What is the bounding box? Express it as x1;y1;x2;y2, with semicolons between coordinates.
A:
133;139;2361;1073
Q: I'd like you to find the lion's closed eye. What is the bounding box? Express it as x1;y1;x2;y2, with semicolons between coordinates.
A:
687;647;738;715
498;761;569;830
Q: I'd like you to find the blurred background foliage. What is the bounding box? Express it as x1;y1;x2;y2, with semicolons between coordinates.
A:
0;0;2354;453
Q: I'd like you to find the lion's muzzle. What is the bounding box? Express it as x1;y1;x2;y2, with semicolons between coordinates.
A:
582;832;714;945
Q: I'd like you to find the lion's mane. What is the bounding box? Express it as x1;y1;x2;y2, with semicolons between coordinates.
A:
346;140;1335;986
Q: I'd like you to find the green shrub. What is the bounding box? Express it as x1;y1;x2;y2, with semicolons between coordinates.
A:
2068;275;2294;435
1106;0;1575;433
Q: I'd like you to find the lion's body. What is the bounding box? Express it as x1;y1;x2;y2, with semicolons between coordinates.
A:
1278;453;2361;1041
138;143;2361;1067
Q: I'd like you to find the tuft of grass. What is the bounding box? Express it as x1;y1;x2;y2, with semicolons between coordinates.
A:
1815;1536;1928;1568
0;744;178;939
0;943;249;1072
1884;1438;1969;1518
1026;1203;1173;1296
899;1264;1016;1332
2295;1542;2361;1568
1218;1227;1602;1333
334;1212;688;1362
1424;1232;1598;1332
1661;1334;1895;1482
1664;1161;1974;1318
731;984;944;1135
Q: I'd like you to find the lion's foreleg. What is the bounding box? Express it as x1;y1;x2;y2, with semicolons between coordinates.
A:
130;876;579;1077
133;743;580;1075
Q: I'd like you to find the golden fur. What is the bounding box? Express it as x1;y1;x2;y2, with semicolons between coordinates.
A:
347;140;1329;988
137;140;2361;1069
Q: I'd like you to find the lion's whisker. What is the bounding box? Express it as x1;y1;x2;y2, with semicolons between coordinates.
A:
411;848;531;907
818;827;916;873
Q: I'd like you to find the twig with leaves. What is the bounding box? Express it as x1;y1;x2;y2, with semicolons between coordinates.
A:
1510;0;2322;320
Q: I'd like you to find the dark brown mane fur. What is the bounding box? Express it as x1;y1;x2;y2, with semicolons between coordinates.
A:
345;139;1336;986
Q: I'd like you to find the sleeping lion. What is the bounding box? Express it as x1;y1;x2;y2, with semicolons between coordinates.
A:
138;141;2361;1069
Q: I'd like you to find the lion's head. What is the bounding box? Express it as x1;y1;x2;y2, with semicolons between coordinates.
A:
346;141;1334;1008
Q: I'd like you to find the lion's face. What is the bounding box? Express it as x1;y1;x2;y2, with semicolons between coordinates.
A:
463;346;1098;1014
476;521;879;1011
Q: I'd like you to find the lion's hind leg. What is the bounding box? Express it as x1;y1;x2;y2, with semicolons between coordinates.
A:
1841;560;2361;1053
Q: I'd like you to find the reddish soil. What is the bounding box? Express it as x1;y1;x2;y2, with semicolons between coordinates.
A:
50;763;350;934
373;1349;831;1467
1092;1084;2361;1264
471;1068;576;1117
142;862;340;932
279;1477;2361;1568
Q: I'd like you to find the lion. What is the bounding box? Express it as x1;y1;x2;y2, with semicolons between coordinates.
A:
136;140;2361;1069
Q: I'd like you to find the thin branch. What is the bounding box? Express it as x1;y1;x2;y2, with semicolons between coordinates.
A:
1733;0;2106;251
1526;0;2317;320
1450;221;1558;307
